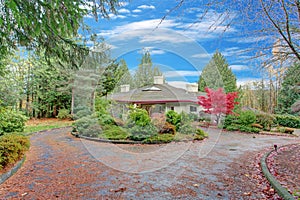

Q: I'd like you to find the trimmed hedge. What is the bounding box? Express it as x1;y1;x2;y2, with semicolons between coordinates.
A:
0;134;30;170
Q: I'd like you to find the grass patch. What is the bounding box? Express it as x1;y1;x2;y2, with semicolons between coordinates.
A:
23;118;73;134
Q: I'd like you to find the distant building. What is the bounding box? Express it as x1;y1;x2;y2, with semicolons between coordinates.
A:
109;76;206;117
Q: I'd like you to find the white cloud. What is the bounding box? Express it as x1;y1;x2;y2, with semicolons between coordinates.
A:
191;53;212;59
108;13;126;19
167;81;195;90
137;5;155;9
236;78;262;86
138;47;166;55
164;70;201;78
118;8;130;14
119;1;129;7
132;9;142;13
229;65;249;71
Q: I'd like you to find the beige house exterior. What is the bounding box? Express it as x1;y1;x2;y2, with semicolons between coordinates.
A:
109;76;205;116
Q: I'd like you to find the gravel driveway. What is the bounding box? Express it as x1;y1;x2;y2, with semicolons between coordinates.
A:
0;127;299;199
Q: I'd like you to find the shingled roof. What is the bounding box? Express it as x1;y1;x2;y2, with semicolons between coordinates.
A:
110;84;206;104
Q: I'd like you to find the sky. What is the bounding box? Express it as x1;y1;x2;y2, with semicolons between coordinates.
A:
81;0;267;89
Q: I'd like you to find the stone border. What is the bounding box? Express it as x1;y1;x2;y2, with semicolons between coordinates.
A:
0;156;25;185
261;148;295;200
71;131;144;144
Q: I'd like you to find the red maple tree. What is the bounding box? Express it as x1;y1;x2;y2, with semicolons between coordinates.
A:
197;87;239;124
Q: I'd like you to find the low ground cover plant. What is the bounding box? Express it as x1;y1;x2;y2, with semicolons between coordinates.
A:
0;133;30;170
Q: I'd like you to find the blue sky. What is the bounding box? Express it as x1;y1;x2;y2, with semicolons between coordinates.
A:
81;0;267;89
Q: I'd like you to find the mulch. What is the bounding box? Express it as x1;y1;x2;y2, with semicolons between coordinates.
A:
267;143;300;197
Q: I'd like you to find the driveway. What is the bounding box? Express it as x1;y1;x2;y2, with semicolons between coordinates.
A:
0;127;298;199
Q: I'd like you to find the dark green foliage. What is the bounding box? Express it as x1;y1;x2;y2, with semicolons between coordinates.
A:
97;113;116;126
73;109;92;120
238;125;260;133
188;113;199;122
143;134;174;144
0;134;30;170
274;114;300;128
102;126;130;140
198;51;237;93
194;129;208;140
277;63;300;114
0;109;27;135
178;124;196;135
166;110;181;130
129;124;158;141
256;113;275;130
224;114;239;128
57;109;71;120
238;110;256;126
225;124;240;131
73;116;102;137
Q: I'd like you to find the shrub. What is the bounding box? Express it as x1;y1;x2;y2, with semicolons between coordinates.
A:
129;124;158;141
0;109;27;135
188;113;199;122
102;126;130;140
238;111;256;126
178;124;196;135
239;125;260;133
73;108;92;120
128;108;151;127
151;113;166;131
73;116;102;137
159;122;176;134
143;134;174;144
0;134;30;170
225;124;239;131
194;129;208;140
256;113;275;130
97;112;116;126
274;114;300;128
224;114;239;128
166;110;181;130
57;109;71;120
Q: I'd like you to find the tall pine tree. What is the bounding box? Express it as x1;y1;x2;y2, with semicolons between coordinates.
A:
198;51;237;93
277;63;300;114
134;51;162;88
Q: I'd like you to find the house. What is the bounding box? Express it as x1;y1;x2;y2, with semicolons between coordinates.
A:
109;76;206;117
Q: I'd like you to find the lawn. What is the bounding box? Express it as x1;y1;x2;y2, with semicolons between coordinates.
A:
23;118;73;134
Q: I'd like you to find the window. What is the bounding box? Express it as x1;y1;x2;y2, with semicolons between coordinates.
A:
170;106;174;111
190;106;197;112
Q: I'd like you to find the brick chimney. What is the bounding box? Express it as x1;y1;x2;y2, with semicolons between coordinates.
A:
186;83;198;93
154;76;164;84
120;84;130;92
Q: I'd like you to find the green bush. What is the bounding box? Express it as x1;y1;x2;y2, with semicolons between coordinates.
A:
178;124;196;135
102;126;130;140
194;129;208;140
0;134;30;170
224;114;239;128
97;112;116;126
239;125;260;133
238;111;256;126
57;109;71;119
73;108;92;120
274;114;300;128
73;116;102;137
225;124;239;131
166;110;181;130
0;109;27;135
129;124;158;141
128;108;151;127
256;113;275;130
188;113;199;122
143;134;174;144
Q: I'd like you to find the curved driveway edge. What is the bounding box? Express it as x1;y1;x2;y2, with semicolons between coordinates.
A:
0;157;26;185
261;149;294;200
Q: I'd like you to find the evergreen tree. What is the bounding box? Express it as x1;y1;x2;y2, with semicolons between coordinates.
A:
115;59;134;89
198;51;237;93
277;63;300;114
134;51;162;88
